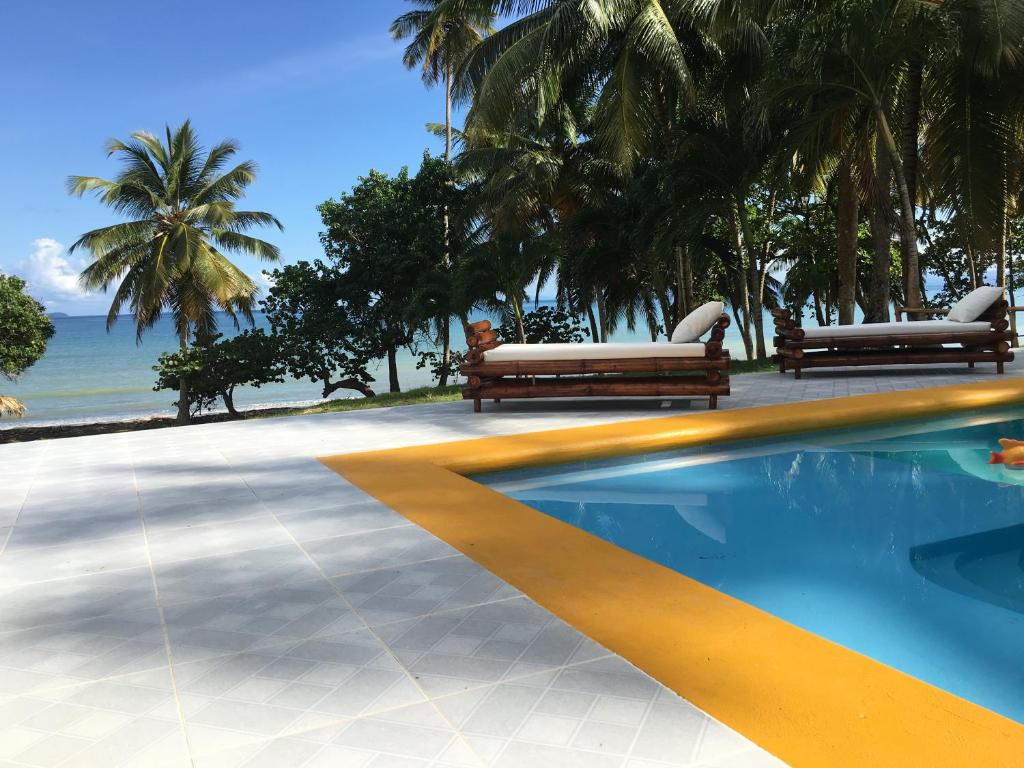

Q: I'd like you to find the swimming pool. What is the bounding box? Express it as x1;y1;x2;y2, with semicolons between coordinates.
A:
476;409;1024;723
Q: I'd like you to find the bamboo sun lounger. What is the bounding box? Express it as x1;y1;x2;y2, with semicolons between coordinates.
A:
773;287;1014;379
461;315;732;412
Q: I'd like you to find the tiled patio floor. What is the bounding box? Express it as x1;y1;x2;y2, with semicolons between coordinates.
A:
1;363;1019;767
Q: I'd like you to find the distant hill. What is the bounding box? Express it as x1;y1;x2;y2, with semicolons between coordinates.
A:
47;312;70;318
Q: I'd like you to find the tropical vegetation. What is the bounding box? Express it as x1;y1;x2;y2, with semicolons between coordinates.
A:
41;1;1024;425
68;121;282;423
384;0;1024;363
153;330;285;417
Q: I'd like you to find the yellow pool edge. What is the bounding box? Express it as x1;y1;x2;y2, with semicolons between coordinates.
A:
320;379;1024;767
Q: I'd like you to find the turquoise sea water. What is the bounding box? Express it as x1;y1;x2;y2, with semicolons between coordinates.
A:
1;305;757;426
477;409;1024;722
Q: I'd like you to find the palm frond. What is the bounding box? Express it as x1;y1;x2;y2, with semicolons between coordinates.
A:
0;395;25;417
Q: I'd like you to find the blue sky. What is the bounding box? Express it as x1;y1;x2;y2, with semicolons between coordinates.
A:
0;0;456;315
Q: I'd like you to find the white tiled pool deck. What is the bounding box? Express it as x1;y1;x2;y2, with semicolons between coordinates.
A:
1;364;1019;768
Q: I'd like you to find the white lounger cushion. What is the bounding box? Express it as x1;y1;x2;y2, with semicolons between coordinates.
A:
947;286;1004;322
802;320;991;339
483;342;707;362
671;301;724;343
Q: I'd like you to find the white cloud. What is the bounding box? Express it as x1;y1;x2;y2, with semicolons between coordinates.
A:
254;270;276;292
18;238;94;305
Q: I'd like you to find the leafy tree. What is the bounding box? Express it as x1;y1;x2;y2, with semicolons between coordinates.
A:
153;330;285;418
68;120;282;424
262;261;376;399
409;153;473;386
319;168;434;392
0;274;55;417
416;348;466;384
498;306;589;344
392;3;495;383
925;0;1024;289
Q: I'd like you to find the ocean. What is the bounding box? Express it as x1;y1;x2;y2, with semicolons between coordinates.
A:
2;305;759;427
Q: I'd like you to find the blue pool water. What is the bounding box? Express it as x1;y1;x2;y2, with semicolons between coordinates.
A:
476;409;1024;722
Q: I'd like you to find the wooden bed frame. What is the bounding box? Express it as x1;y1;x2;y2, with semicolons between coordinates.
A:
460;316;732;412
772;300;1015;379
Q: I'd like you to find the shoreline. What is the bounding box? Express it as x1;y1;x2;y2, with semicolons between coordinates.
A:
0;360;778;444
0;387;465;444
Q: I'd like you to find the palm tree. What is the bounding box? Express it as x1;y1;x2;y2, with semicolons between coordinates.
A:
391;0;495;385
459;1;781;353
765;0;953;317
925;0;1024;289
460;0;767;169
391;0;495;161
68;121;282;424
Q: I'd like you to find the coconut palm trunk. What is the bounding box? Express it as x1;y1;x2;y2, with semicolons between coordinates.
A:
837;157;860;325
877;108;923;310
729;208;755;359
438;65;455;388
867;124;893;322
681;248;695;318
657;291;674;340
177;327;190;425
595;292;609;343
900;54;924;304
673;246;689;319
736;199;767;357
586;303;599;342
512;297;526;343
996;162;1008;288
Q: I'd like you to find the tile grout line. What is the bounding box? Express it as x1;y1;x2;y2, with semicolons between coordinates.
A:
618;681;659;765
450;641;687;768
0;535;463;594
215;448;496;768
468;650;584;766
129;458;198;768
0;584;536;702
0;493;407;561
0;452;43;559
687;708;712;765
185;649;623;764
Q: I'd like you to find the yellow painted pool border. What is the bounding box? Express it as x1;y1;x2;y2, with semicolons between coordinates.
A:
321;379;1024;767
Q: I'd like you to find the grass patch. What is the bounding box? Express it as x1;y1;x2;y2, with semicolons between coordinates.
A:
289;386;464;416
730;357;778;375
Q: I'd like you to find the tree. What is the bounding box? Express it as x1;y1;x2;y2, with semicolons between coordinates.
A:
391;0;495;162
925;0;1024;290
443;0;1024;355
498;306;589;344
68;121;282;424
391;2;494;380
319;168;433;393
0;274;55;417
262;261;376;399
153;330;285;418
763;1;930;318
409;153;472;386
